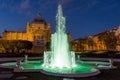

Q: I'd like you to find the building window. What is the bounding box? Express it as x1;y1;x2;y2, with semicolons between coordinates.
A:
36;41;44;46
34;36;36;40
37;41;41;45
37;36;40;40
38;27;40;29
41;36;44;40
33;36;45;46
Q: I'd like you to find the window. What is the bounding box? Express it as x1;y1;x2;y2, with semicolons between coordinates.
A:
38;27;40;29
41;36;44;40
37;36;40;39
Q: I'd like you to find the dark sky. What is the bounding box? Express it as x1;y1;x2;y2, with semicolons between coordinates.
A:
0;0;120;39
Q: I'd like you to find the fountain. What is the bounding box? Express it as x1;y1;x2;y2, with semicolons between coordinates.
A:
42;5;76;69
0;4;102;78
40;4;100;77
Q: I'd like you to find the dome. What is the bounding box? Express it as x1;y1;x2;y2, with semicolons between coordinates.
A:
32;13;46;24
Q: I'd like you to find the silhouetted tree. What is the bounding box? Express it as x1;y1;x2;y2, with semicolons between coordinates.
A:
0;40;33;53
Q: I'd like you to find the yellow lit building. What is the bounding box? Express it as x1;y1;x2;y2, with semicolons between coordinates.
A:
2;13;51;53
72;26;120;51
72;37;107;51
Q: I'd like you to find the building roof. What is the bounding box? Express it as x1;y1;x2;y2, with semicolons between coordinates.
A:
3;30;26;33
32;13;46;24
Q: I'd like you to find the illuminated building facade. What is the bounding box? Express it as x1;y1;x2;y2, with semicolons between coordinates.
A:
2;13;51;53
72;26;120;51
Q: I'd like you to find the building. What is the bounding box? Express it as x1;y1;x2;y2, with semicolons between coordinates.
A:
2;13;51;53
72;25;120;51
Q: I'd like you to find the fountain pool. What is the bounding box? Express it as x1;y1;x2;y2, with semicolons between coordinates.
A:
0;60;101;77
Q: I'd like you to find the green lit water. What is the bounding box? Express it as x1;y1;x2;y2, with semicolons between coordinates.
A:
1;60;100;74
42;63;96;74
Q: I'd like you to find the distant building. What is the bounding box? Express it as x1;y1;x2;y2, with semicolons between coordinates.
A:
2;13;51;53
72;25;120;51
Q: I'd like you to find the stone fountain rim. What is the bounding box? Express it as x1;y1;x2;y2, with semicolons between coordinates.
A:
40;69;100;78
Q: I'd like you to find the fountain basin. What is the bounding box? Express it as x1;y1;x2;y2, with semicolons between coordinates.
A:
0;60;101;77
41;63;100;77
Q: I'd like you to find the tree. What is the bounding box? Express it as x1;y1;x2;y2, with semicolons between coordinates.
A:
23;40;33;52
0;40;33;53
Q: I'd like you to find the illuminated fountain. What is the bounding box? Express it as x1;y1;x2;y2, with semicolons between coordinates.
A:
42;5;76;69
40;4;100;77
0;4;102;78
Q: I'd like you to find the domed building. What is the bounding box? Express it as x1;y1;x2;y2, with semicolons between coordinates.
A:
2;13;51;53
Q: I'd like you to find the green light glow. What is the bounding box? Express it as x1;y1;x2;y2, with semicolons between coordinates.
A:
1;61;98;74
42;63;97;74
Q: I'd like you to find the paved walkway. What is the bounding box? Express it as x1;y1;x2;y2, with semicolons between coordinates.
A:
0;57;42;62
0;57;119;62
81;58;120;62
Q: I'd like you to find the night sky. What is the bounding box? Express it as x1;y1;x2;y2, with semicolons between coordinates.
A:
0;0;120;40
